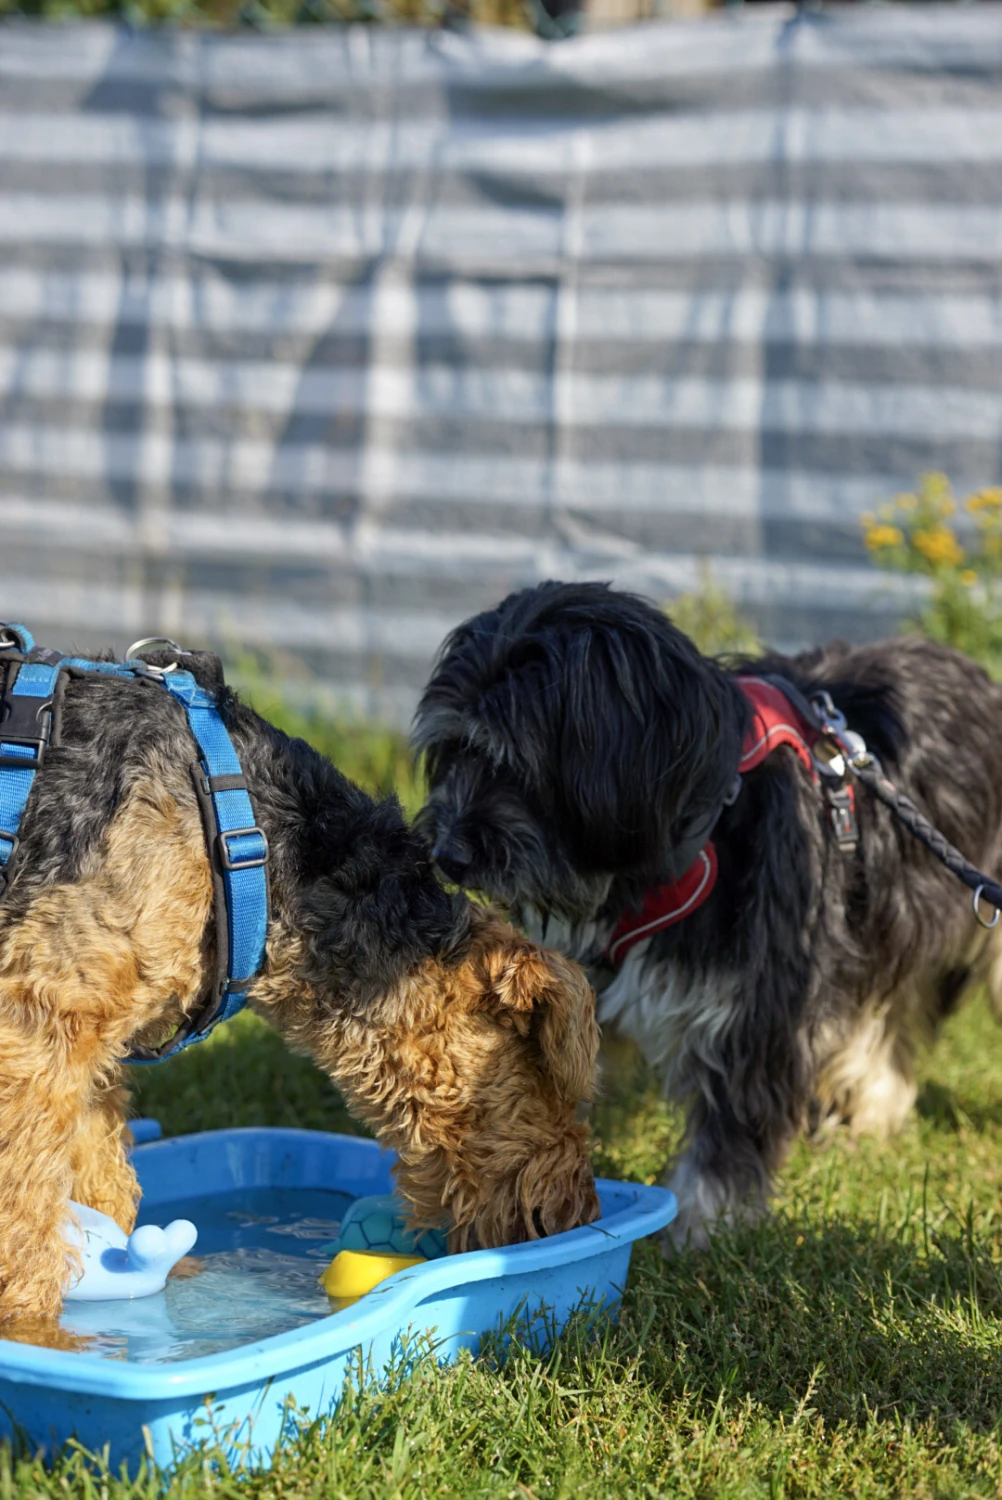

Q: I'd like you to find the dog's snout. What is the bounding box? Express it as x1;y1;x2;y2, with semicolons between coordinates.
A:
432;839;473;884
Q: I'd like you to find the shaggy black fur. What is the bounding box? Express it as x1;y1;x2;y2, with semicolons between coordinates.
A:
2;648;469;1019
414;581;1002;1242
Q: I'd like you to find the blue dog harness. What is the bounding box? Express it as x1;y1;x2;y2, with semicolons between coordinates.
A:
0;622;269;1063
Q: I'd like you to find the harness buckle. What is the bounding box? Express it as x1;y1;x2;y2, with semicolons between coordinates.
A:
217;826;269;872
826;786;858;853
0;827;20;897
0;696;53;769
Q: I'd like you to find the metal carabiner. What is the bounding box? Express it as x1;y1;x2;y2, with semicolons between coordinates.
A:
125;636;184;678
809;691;879;773
973;884;1001;930
810;690;848;736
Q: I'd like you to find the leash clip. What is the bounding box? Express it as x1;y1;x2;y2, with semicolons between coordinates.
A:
810;691;880;774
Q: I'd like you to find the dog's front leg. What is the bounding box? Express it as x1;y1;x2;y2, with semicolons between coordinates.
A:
665;1020;811;1251
0;1022;99;1320
666;1099;777;1251
70;1079;139;1234
0;786;213;1318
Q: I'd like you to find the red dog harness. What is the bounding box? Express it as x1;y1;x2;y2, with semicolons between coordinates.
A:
605;677;828;965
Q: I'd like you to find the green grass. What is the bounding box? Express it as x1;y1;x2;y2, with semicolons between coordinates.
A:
101;994;1002;1497
73;995;1002;1496
15;706;1002;1497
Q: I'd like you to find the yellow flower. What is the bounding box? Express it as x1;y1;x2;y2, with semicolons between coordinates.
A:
912;526;965;567
897;493;918;512
864;524;905;550
960;569;979;588
967;487;1002;514
921;472;952;503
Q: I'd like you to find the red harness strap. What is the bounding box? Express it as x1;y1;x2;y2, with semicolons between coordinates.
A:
604;678;819;965
606;846;718;966
737;676;817;776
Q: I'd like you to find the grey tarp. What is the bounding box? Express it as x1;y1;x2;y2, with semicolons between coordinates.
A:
0;8;1000;722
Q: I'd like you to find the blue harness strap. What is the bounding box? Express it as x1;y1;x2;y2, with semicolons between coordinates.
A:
0;626;59;890
154;671;270;1058
0;626;269;1063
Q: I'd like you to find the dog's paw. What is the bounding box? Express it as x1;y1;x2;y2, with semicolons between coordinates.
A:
663;1158;763;1252
660;1215;712;1255
0;1313;93;1354
167;1255;206;1281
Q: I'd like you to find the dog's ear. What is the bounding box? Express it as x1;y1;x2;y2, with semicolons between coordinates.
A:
544;613;744;878
485;940;598;1104
416;581;747;882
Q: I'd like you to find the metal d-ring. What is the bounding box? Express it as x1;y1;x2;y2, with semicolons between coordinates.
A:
125;636;184;676
973;885;1001;930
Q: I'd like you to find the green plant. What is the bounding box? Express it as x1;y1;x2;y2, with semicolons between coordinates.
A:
862;472;1002;676
227;652;424;818
0;0;543;31
666;565;760;658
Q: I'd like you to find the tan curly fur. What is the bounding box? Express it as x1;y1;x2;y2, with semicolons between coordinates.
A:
252;905;600;1252
0;784;212;1320
0;780;599;1322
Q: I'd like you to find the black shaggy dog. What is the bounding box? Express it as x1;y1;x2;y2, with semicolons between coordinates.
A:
413;581;1002;1246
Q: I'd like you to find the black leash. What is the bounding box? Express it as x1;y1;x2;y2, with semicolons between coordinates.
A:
850;756;1002;921
768;676;1002;930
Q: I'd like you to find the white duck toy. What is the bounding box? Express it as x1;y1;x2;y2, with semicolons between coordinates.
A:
64;1201;198;1302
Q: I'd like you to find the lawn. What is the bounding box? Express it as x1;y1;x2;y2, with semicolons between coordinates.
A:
8;705;1002;1499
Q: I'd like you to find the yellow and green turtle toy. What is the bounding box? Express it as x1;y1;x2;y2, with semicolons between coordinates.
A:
319;1194;447;1304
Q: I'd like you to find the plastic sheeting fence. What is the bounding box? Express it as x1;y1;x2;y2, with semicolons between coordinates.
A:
1;10;1000;722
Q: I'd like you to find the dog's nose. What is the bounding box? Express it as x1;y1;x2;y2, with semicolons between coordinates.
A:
432;842;472;884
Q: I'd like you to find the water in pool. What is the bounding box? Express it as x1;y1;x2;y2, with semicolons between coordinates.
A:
58;1186;353;1363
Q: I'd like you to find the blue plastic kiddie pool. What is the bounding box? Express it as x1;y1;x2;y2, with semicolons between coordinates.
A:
0;1127;676;1470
